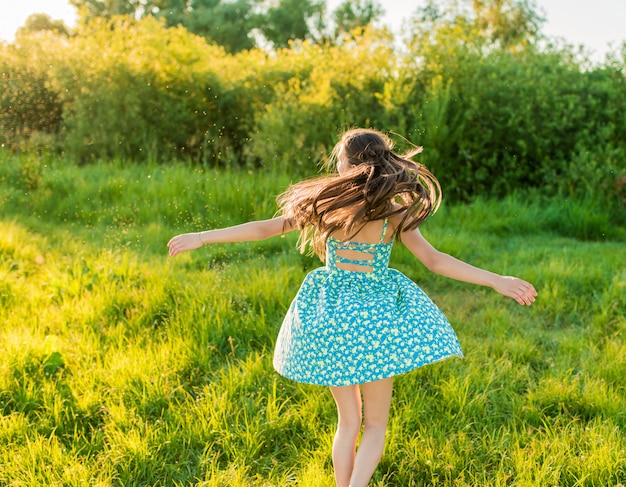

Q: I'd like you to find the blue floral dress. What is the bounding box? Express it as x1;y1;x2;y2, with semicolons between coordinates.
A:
273;219;463;386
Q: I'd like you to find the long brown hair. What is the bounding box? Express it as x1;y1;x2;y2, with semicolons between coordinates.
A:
278;128;442;258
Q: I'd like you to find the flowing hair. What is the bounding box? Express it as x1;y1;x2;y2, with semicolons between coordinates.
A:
278;128;442;259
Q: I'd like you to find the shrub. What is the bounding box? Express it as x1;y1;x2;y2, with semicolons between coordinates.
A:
0;35;64;151
396;41;626;208
1;15;624;220
245;28;398;174
52;17;242;163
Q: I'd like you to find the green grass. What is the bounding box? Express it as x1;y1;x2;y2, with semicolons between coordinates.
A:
0;152;625;486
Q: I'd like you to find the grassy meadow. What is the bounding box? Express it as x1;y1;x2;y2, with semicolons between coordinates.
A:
0;152;625;486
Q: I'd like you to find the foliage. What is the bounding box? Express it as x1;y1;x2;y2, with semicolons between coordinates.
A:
397;47;626;203
16;13;71;37
0;156;625;485
151;0;261;53
331;0;384;39
259;0;326;49
388;0;626;208
0;36;65;152
2;0;626;215
413;0;545;51
68;0;370;53
69;0;143;19
245;26;397;173
50;17;247;163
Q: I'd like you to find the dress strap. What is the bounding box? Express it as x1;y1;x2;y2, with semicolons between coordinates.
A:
378;218;389;244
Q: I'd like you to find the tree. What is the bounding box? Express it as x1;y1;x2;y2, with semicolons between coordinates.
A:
412;0;544;51
257;0;325;48
331;0;383;39
472;0;544;48
151;0;261;53
68;0;383;52
16;13;71;37
69;0;141;19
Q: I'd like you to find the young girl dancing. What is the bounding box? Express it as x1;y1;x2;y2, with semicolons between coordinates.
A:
168;128;537;487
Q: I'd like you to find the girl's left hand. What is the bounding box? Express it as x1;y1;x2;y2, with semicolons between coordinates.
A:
167;233;203;257
493;276;537;306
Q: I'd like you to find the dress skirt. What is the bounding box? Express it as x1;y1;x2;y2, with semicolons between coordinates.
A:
273;266;463;386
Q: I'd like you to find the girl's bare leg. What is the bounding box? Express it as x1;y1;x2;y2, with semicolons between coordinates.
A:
349;378;393;487
329;385;362;487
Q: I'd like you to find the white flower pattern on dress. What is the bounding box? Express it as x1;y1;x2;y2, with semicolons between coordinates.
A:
273;219;463;386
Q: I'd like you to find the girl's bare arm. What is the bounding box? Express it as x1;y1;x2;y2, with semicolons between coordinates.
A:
168;217;294;257
400;227;537;306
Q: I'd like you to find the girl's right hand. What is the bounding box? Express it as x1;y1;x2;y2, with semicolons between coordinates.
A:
493;276;537;306
167;233;203;257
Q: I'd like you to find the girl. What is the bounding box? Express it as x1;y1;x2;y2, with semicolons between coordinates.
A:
168;128;537;487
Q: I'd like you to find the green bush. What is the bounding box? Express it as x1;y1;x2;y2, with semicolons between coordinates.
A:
51;17;248;163
397;44;626;206
0;35;64;151
1;14;625;221
245;28;398;174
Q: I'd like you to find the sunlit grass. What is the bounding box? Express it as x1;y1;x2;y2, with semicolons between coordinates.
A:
0;152;624;485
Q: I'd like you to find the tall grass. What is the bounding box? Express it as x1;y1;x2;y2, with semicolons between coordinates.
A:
0;152;624;485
